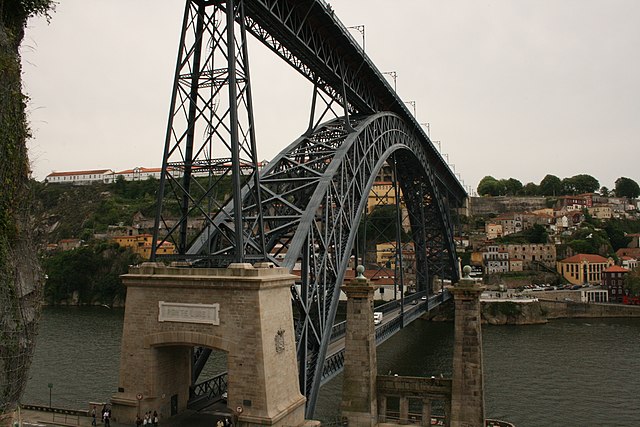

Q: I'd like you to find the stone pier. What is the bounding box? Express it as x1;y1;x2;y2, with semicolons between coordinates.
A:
449;266;485;427
111;262;306;427
341;266;378;427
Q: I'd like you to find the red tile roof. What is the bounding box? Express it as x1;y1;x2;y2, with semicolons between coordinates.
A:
559;254;609;264
47;169;112;177
603;265;629;273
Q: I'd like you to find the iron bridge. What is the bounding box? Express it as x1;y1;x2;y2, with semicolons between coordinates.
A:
150;0;467;417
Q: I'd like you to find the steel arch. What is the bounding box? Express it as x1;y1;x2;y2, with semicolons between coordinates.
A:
189;111;458;415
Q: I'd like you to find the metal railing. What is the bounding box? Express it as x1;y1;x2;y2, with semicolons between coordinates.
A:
188;371;228;407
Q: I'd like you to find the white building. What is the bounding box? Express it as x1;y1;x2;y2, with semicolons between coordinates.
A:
45;169;115;184
114;167;163;181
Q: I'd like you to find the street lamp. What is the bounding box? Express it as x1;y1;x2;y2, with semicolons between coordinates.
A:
382;71;397;92
48;383;53;408
420;122;430;137
347;25;365;51
404;100;416;117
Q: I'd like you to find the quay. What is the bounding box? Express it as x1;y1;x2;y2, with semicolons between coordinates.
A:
16;404;230;427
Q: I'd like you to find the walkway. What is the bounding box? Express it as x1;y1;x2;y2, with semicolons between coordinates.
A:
18;406;229;427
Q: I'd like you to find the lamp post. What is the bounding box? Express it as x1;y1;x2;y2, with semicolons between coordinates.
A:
347;25;365;51
404;100;416;117
47;383;53;408
382;71;397;92
420;122;430;137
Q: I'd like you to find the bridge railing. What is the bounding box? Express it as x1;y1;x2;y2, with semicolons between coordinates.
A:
188;371;228;406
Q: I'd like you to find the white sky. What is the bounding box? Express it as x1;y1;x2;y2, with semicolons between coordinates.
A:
22;0;640;192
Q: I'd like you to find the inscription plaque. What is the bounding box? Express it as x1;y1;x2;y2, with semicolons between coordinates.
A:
158;301;220;325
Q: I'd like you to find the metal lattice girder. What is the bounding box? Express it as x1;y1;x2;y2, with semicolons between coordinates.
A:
240;0;466;203
152;0;266;263
189;112;459;415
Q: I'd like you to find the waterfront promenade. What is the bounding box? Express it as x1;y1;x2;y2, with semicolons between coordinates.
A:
18;407;226;427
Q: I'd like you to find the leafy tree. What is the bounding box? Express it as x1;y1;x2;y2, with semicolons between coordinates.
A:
477;176;503;196
566;227;612;256
599;186;609;197
503;178;523;196
42;242;140;305
624;269;640;296
522;182;539;196
523;224;548;244
562;174;599;195
603;221;632;251
614;177;640;199
539;174;563;196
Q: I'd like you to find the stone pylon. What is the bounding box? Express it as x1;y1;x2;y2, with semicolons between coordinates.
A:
111;262;306;427
341;266;378;427
449;266;485;427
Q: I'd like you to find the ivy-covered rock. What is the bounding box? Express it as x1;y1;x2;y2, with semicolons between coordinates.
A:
0;1;55;421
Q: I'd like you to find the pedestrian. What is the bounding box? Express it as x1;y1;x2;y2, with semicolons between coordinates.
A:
103;408;111;427
153;410;158;427
224;416;231;427
91;405;97;426
136;415;143;427
143;411;149;426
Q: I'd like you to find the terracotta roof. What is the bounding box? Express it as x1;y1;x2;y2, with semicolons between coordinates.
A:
603;266;629;273
559;254;609;264
47;169;113;177
115;167;163;174
616;248;640;258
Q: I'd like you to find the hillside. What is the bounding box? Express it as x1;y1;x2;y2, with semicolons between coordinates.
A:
32;178;161;244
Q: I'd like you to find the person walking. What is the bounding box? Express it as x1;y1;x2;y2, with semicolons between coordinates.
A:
91;405;97;426
103;408;111;427
152;410;158;427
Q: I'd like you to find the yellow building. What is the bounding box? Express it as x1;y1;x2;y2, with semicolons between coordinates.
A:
587;205;613;220
112;234;175;259
485;223;503;239
368;181;397;212
557;254;614;286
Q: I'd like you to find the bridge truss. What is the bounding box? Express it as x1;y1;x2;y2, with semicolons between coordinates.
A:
151;0;466;417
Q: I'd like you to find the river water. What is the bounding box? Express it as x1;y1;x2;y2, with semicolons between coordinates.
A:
24;307;640;426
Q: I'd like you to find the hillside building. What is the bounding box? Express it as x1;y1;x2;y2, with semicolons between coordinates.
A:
45;169;115;184
557;254;614;286
602;265;630;303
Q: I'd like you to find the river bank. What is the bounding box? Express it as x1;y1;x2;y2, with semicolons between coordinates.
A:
428;293;640;325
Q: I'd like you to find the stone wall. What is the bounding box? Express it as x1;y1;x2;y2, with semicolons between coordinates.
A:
540;300;640;319
481;299;640;325
469;196;548;216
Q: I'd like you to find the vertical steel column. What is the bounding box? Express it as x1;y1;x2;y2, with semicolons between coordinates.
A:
393;157;405;327
238;4;266;258
152;2;192;260
227;0;244;263
180;4;206;254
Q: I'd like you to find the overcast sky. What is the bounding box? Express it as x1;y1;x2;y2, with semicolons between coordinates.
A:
22;0;640;193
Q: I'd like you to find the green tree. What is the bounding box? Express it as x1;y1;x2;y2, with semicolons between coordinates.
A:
566;227;612;256
522;224;548;244
503;178;523;196
539;174;563;196
624;269;640;296
562;174;599;195
599;186;609;197
614;177;640;199
604;220;632;251
477;176;502;196
522;182;539;196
